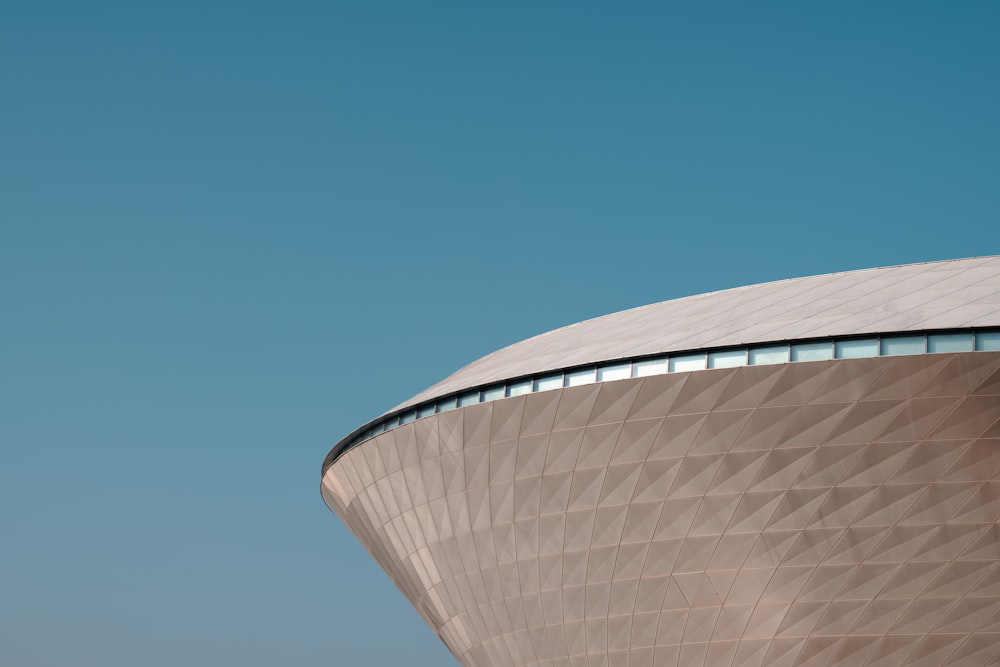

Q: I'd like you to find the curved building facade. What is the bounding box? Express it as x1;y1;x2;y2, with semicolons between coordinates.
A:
322;257;1000;667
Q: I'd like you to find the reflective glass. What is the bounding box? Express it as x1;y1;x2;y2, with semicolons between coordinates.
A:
533;374;563;392
632;357;667;377
385;329;993;440
749;345;789;365
791;341;833;362
565;368;596;386
436;396;458;412
597;362;631;381
458;391;479;407
481;385;505;402
669;353;707;372
708;349;746;368
835;338;878;358
928;332;973;353
506;380;532;397
881;335;925;356
977;331;1000;351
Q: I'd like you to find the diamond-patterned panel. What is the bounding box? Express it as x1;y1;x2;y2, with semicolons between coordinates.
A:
322;352;1000;667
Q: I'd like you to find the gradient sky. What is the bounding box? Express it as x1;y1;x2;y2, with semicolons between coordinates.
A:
2;2;999;665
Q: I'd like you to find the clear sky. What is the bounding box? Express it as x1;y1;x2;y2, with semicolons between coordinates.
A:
2;2;998;665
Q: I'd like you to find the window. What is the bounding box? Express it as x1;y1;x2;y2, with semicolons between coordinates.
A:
632;357;667;377
506;380;532;397
417;404;436;419
669;353;707;372
597;362;631;381
436;396;458;412
880;334;925;356
749;345;789;365
481;385;505;402
977;331;1000;351
928;332;973;353
708;349;746;368
458;391;479;407
565;368;597;386
791;341;833;362
533;374;563;392
835;338;878;358
399;410;416;424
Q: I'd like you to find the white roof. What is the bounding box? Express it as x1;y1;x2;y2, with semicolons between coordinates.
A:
392;256;1000;412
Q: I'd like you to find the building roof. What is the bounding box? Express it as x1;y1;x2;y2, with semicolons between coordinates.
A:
391;256;1000;413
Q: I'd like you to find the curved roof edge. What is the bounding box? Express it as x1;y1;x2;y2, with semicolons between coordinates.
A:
389;255;1000;413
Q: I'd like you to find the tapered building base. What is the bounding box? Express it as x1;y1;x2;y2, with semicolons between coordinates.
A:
324;352;1000;667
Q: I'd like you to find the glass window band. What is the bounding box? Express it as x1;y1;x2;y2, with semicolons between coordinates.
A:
343;328;1000;451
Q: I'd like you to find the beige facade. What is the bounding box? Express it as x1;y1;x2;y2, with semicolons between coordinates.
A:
322;258;1000;667
324;354;1000;667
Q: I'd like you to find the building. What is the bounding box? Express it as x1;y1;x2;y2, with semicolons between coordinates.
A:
321;256;1000;667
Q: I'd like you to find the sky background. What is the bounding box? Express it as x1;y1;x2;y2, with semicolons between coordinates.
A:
2;2;999;665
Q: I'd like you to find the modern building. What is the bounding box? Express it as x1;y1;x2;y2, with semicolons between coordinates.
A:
322;256;1000;667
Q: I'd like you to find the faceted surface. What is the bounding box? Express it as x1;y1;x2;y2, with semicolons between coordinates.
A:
323;353;1000;667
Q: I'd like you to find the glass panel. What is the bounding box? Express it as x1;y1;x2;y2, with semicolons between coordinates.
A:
632;357;667;377
597;362;631;382
382;416;399;432
565;368;596;386
533;374;563;392
417;404;436;419
458;391;480;407
669;353;707;372
749;345;790;365
708;349;746;368
400;410;416;424
881;335;925;356
928;332;973;353
506;380;532;397
791;341;833;362
481;385;505;402
835;338;878;359
436;396;458;412
977;331;1000;351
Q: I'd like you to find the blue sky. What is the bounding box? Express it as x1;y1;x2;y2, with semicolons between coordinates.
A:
1;2;998;665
